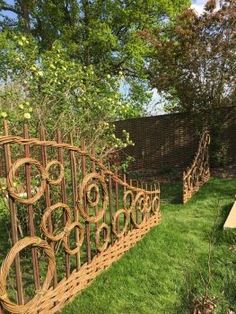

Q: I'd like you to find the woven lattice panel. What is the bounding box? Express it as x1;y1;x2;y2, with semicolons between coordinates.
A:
0;121;161;314
183;130;211;203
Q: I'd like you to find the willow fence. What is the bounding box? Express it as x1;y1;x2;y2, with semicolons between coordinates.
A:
0;121;161;314
182;129;211;203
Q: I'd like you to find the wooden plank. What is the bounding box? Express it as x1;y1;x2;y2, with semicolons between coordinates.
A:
224;201;236;229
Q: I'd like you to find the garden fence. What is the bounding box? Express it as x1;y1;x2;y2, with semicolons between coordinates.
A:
0;120;160;314
182;129;210;203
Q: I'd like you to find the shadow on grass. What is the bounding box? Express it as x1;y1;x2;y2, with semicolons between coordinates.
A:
171;276;193;314
213;203;236;245
170;252;235;314
171;198;236;313
223;278;236;310
161;181;183;205
160;177;235;206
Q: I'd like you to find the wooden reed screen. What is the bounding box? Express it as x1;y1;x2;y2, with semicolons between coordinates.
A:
0;121;161;314
183;129;210;203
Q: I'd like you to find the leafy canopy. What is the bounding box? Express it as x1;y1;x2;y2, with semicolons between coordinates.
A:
0;0;190;107
0;0;190;157
143;0;236;117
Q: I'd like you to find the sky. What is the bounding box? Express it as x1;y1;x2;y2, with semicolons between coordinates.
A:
191;0;208;14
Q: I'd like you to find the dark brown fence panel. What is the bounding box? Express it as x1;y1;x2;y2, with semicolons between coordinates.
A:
115;108;236;177
0;121;161;314
115;113;199;176
182;130;211;203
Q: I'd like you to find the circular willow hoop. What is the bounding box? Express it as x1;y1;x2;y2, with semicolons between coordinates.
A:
41;203;72;241
199;166;204;177
7;158;47;205
95;223;110;252
86;183;100;207
205;132;211;145
130;192;146;228
134;192;146;214
151;195;160;214
78;173;108;223
145;195;152;213
63;222;85;255
123;190;134;210
112;209;129;238
187;175;192;189
0;236;55;314
45;160;64;186
204;166;210;176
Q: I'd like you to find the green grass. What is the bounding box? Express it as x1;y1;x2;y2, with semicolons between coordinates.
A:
62;178;236;314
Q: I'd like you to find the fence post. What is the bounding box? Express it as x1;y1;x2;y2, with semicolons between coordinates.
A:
70;133;81;270
3;120;24;304
23;123;40;290
56;130;70;278
81;140;92;263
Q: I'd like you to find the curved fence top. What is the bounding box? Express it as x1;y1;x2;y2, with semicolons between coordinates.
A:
0;120;160;313
183;129;210;203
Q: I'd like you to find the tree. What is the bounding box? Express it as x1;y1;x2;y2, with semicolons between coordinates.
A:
0;0;190;107
141;0;236;166
0;34;139;156
143;0;235;118
0;0;191;165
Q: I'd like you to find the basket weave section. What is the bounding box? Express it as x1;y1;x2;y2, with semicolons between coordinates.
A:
34;213;160;314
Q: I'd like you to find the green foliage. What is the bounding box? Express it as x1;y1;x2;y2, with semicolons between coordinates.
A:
0;192;11;265
0;0;190;158
0;0;190;108
141;0;235;166
0;33;137;155
145;0;235;118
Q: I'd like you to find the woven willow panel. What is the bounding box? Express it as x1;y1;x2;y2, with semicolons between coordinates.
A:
183;130;210;203
0;121;161;314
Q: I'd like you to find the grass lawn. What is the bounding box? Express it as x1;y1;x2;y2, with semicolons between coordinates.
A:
61;178;236;314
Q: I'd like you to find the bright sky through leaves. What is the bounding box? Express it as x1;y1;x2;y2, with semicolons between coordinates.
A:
191;0;207;14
